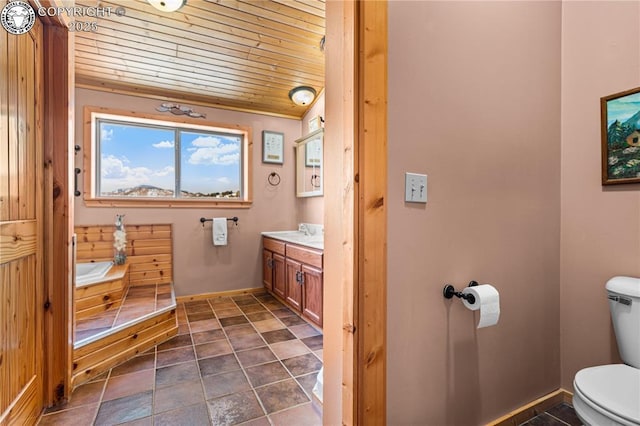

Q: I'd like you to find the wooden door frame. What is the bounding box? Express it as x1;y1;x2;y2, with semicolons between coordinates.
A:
35;0;75;407
325;1;387;424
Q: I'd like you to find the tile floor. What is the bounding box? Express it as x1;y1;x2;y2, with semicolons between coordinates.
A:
520;402;581;426
75;282;175;344
41;292;323;425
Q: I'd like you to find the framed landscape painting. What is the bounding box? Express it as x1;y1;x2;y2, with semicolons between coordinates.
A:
601;87;640;185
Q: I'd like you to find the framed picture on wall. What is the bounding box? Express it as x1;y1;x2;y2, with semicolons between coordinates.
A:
601;87;640;185
262;130;284;164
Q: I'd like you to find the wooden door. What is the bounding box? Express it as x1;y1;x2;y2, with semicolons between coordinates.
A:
284;258;302;311
262;249;273;291
302;265;323;327
272;253;285;300
0;20;44;425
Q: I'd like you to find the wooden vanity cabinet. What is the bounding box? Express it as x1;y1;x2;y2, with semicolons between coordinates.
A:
262;236;323;328
263;238;286;299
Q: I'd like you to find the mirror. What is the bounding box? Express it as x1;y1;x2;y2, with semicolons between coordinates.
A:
295;128;324;197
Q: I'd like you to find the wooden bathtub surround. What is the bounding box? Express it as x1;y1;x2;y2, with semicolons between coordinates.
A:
75;223;172;288
74;263;130;320
71;223;176;389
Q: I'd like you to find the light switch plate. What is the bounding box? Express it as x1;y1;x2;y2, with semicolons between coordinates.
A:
405;173;427;203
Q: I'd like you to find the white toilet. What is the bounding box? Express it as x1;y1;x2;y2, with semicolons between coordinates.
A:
572;276;640;426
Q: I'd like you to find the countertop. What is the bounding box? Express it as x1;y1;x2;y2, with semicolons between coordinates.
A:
261;230;324;250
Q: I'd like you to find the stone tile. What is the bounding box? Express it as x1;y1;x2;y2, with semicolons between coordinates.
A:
118;416;153;426
188;311;215;322
43;380;105;413
229;333;265;351
238;417;271;426
255;379;309;414
184;301;212;313
156;345;195;367
269;340;311;360
301;335;323;351
295;372;319;398
153;402;211;426
189;319;221;333
264;301;288;311
314;349;323;362
209;296;233;305
246;311;275;322
261;329;296;344
103;369;154;402
199;353;241;377
157;334;193;352
153;379;205;414
288;324;321;339
207;390;265;425
546;403;581;426
279;316;307;327
39;403;99;425
225;324;257;337
255;294;276;303
268;402;322;426
94;390;153;425
192;328;226;344
240;304;267;314
177;324;191;335
195;340;233;359
522;413;567;426
245;361;291;387
214;307;243;318
220;315;249;327
253;318;285;333
155;361;200;389
202;369;251;400
282;353;322;377
232;295;258;306
236;347;277;368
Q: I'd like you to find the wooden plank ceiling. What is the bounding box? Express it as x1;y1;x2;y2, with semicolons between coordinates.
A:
74;0;325;118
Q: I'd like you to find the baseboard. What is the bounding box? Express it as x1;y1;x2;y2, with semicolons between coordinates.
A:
486;388;573;426
175;287;264;303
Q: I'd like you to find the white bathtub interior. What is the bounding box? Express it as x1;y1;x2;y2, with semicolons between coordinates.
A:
75;261;114;286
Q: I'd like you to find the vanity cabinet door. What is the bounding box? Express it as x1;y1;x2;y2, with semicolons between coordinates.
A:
302;265;323;327
272;253;286;300
285;258;303;311
262;250;273;291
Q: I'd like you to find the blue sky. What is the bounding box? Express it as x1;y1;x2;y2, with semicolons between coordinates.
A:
99;121;241;195
607;92;640;127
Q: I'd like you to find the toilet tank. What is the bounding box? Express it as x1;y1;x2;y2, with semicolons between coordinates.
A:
606;276;640;368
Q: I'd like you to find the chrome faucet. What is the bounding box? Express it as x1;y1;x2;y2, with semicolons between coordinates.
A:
298;223;310;236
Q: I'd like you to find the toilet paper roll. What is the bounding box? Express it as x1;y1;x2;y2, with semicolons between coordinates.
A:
462;284;500;328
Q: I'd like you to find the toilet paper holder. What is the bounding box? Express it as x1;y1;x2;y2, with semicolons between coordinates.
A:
443;281;478;304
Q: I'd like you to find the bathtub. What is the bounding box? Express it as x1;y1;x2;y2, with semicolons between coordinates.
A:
76;261;114;286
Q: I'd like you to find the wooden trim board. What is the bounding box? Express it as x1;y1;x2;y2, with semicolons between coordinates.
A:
487;389;573;426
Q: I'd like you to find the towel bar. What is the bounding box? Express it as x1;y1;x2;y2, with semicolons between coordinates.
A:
200;217;239;227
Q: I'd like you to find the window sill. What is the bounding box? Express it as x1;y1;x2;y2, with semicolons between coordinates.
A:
82;197;252;209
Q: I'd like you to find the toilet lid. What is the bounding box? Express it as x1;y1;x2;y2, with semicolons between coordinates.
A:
574;364;640;424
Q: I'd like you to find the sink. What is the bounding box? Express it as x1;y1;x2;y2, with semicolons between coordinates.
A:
261;230;324;249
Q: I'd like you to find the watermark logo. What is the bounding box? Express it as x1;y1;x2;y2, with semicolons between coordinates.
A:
1;1;35;35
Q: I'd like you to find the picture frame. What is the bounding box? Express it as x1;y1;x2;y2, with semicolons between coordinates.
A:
601;87;640;185
305;136;322;167
262;130;284;164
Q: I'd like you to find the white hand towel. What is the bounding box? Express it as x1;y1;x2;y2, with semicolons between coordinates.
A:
212;218;227;246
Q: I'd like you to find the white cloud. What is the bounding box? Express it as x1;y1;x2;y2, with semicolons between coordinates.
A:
152;140;175;149
217;177;231;184
101;128;113;141
100;155;173;192
154;166;175;177
187;136;240;166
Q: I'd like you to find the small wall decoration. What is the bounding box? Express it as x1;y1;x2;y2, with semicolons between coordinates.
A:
262;130;284;164
601;87;640;185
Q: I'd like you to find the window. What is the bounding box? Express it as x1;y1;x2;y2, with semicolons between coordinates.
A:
83;107;252;208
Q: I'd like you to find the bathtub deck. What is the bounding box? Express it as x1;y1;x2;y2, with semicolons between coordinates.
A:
75;282;174;343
